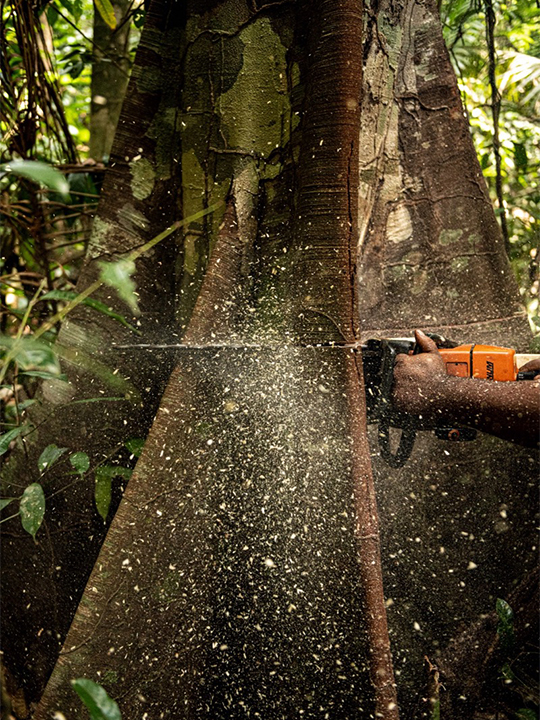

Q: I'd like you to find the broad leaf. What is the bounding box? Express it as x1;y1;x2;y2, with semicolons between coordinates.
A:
20;483;45;539
0;426;28;457
95;466;132;521
71;678;121;720
98;259;139;314
70;451;90;475
94;0;117;29
0;160;69;197
38;444;67;473
0;334;63;376
125;438;145;457
0;498;16;511
95;471;112;522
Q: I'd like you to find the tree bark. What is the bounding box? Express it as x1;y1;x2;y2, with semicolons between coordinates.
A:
356;0;537;715
4;0;536;718
89;0;132;162
0;0;183;703
34;1;400;718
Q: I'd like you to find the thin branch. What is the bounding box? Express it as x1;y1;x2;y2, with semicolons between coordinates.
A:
484;0;510;253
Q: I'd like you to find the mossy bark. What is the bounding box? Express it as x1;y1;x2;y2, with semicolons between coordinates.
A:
33;0;400;718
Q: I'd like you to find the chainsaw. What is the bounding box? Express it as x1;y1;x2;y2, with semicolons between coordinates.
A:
115;335;538;467
362;334;539;467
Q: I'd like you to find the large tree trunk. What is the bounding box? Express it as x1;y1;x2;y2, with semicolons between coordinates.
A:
356;0;537;715
34;0;401;718
2;0;536;717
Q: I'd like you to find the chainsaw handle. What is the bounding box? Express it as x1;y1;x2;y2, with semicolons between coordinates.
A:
378;418;417;468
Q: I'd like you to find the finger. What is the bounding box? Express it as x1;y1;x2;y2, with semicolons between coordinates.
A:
519;358;540;373
415;329;439;354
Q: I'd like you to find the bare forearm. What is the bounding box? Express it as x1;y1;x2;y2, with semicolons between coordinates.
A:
418;377;540;448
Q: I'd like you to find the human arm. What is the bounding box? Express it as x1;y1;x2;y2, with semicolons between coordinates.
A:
391;330;540;449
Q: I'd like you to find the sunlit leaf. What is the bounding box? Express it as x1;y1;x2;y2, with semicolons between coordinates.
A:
19;483;45;539
0;160;69;198
94;0;117;30
38;444;67;473
0;426;28;457
71;678;121;720
98;259;139;314
70;451;90;475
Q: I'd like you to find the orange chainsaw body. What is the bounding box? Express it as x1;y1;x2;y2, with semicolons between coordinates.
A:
440;344;517;381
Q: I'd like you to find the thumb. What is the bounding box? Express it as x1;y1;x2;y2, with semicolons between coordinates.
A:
415;329;439;354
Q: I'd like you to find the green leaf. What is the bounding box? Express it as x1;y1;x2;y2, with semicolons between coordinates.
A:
496;597;514;628
71;678;121;720
0;426;28;457
0;334;63;376
95;470;112;521
133;7;146;28
516;710;537;720
125;438;145;457
11;399;37;413
0;498;16;511
19;483;45;539
38;444;67;473
19;370;68;382
94;0;117;30
98;259;139;314
95;465;132;520
0;160;69;198
40;290;139;332
70;451;90;475
496;598;515;652
513;142;528;170
56;0;84;22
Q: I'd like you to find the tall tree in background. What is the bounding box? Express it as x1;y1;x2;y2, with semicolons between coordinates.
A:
89;0;132;162
356;0;537;716
1;0;537;718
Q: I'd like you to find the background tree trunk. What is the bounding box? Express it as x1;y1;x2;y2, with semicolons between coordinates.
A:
89;0;132;162
356;0;537;715
0;0;184;702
